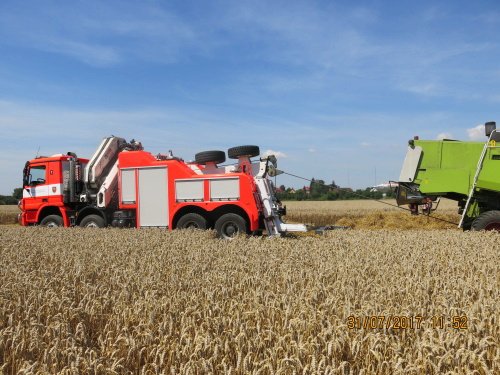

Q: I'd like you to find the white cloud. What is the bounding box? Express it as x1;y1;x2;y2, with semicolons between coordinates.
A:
436;132;453;140
401;82;440;96
0;1;198;66
32;37;121;67
360;142;370;147
467;125;485;140
0;99;484;194
263;149;287;158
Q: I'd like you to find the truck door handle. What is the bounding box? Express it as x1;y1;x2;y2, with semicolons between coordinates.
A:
42;198;48;202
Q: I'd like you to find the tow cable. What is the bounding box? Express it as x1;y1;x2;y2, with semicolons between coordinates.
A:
277;170;460;227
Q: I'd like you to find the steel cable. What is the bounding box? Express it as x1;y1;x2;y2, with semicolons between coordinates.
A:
279;170;460;226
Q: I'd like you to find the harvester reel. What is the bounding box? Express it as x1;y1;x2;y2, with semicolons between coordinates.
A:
195;150;226;165
228;145;260;159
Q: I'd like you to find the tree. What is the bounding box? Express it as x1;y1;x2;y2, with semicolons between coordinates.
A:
13;188;23;200
0;195;16;204
310;178;329;198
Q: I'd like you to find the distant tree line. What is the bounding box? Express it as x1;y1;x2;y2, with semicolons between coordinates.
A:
1;181;396;204
275;179;396;201
0;188;22;205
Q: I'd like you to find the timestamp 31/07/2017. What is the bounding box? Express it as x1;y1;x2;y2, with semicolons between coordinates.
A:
347;315;468;330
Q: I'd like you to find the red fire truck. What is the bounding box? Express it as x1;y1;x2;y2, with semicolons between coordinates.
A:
19;137;306;238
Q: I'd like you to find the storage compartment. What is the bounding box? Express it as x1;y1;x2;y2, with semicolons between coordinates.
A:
138;167;168;227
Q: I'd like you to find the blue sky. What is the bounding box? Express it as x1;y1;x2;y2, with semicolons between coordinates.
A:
1;0;499;194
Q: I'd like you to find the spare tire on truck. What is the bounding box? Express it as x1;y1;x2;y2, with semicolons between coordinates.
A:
195;150;226;165
228;145;260;159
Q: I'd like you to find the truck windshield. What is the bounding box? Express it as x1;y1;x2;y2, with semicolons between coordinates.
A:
28;165;46;186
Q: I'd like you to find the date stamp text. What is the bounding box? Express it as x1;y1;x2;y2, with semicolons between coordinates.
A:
347;315;468;330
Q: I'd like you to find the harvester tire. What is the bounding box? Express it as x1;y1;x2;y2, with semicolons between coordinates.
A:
80;214;105;228
471;210;500;231
176;213;207;230
228;145;260;159
195;150;226;165
215;213;247;239
40;215;63;227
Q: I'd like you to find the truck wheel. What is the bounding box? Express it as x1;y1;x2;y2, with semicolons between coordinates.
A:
471;211;500;231
176;213;207;230
215;213;247;239
80;214;105;228
40;215;63;227
228;145;260;159
195;150;226;165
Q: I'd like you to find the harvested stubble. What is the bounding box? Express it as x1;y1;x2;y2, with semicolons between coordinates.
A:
283;200;461;229
0;227;498;374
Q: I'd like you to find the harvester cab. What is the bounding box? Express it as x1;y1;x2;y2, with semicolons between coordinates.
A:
396;121;500;230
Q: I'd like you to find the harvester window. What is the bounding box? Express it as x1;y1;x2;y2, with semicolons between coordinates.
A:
29;165;46;186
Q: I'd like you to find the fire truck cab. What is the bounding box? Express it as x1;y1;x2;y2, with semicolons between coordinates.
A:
19;137;306;238
21;154;89;227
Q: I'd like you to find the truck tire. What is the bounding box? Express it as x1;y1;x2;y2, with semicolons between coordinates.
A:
176;213;207;230
215;213;247;239
228;145;260;159
195;150;226;165
40;215;63;227
471;210;500;231
80;214;105;228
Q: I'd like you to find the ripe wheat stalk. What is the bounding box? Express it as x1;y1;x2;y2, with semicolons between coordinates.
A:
0;224;498;374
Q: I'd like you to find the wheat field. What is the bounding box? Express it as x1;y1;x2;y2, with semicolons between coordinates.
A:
0;198;461;229
0;205;19;225
0;226;498;374
283;199;461;230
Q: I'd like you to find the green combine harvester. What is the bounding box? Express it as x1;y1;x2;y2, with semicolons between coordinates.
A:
396;121;500;230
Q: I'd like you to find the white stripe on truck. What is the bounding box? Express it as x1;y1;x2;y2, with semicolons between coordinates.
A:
23;183;63;198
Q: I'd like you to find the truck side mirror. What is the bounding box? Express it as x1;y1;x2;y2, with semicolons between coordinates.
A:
24;173;32;187
485;121;496;137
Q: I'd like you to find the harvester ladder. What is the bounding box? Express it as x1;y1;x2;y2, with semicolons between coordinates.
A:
458;131;496;228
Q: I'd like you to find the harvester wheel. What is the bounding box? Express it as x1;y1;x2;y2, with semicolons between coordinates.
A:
80;214;105;228
176;213;207;230
195;150;226;165
215;213;247;239
471;210;500;231
40;215;63;227
228;145;260;159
